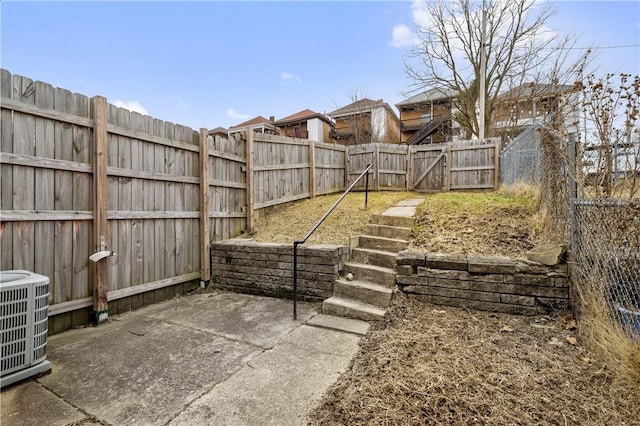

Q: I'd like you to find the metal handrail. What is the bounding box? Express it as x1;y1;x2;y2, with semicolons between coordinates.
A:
292;163;373;319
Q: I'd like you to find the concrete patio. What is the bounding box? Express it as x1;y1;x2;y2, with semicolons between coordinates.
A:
1;290;368;426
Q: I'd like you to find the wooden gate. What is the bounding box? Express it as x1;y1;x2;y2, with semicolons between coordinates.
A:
409;139;499;191
410;145;448;191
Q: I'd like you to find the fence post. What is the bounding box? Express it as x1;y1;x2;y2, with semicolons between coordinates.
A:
199;128;211;285
309;141;316;198
444;143;451;192
344;145;350;188
245;128;255;232
90;95;109;324
406;146;413;191
374;143;380;191
494;140;500;189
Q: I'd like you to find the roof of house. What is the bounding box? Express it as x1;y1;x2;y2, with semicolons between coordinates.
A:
273;109;333;126
328;98;399;122
229;115;274;130
497;83;576;100
208;126;228;136
396;88;458;107
328;98;383;116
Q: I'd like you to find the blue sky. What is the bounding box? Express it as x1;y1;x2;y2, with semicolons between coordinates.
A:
1;1;639;130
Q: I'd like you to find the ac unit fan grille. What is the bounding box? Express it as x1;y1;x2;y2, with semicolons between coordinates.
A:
1;277;50;378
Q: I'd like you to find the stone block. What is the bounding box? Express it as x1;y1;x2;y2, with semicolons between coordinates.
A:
513;274;551;287
500;294;536;306
396;250;426;266
515;260;553;275
467;256;516;274
425;253;467;271
396;275;428;287
551;263;569;276
469;273;507;283
395;265;415;275
408;285;456;297
469;281;516;294
513;285;568;298
526;244;567;266
417;267;471;280
429;277;470;290
457;289;501;303
552;277;570;288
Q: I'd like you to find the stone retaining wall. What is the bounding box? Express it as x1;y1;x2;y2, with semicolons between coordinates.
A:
396;252;570;315
211;240;348;301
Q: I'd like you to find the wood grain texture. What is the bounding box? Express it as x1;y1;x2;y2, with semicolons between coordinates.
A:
199;129;210;281
91;96;109;312
12;74;36;272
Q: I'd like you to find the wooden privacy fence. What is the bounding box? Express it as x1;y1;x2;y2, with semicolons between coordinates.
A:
347;139;500;192
0;68;500;330
0;69;250;329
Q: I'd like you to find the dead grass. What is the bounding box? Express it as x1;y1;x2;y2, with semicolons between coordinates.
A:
310;294;640;426
410;185;543;257
575;275;640;395
249;191;422;245
248;190;639;424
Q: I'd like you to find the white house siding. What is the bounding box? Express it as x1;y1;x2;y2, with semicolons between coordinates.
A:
307;118;324;142
371;106;387;142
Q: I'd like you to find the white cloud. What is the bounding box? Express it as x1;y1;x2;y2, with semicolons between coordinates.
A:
113;100;148;115
390;24;418;48
411;0;431;30
280;71;302;83
226;108;250;120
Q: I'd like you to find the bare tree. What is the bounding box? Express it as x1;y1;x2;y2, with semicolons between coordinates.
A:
576;73;640;198
405;0;584;139
331;89;377;145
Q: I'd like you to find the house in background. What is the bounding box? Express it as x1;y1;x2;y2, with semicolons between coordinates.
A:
208;127;228;138
228;116;278;137
492;83;578;139
273;109;334;143
327;98;400;145
396;88;459;145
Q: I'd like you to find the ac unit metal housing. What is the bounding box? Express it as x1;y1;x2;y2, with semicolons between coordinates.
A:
1;270;51;388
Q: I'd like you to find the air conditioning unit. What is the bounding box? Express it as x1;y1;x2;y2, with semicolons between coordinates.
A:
1;270;51;388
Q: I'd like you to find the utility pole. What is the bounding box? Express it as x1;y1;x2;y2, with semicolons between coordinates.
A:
479;0;487;140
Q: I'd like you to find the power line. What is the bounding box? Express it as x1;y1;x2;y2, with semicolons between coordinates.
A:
550;44;640;51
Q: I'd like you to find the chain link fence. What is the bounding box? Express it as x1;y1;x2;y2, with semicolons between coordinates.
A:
500;125;639;341
571;200;640;340
499;125;541;186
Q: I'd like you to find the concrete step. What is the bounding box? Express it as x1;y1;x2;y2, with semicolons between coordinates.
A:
343;262;397;287
370;214;415;228
358;235;408;253
334;279;394;308
350;247;397;269
364;223;411;240
322;296;386;321
306;314;370;336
